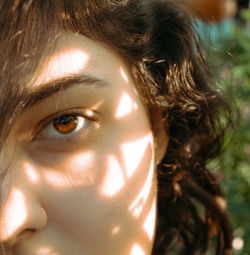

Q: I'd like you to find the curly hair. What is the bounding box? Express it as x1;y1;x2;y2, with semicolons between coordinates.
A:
0;0;233;254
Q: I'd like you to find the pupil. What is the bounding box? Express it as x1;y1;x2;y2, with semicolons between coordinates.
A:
57;115;75;125
53;115;77;133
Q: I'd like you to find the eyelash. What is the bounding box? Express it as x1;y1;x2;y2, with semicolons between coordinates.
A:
33;109;97;141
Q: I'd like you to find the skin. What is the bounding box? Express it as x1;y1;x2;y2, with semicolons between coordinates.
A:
0;33;167;255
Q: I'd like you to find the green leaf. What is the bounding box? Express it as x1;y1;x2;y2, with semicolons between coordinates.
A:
240;9;250;20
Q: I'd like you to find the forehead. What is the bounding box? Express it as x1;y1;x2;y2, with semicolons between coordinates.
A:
33;32;131;88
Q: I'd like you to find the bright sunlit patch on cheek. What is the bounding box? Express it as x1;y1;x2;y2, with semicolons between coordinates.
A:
0;188;28;240
129;156;154;218
24;163;40;183
70;151;94;171
115;92;138;119
43;151;95;188
36;246;59;255
143;199;156;240
122;133;153;178
111;225;121;235
130;243;146;255
36;48;89;84
100;134;153;198
100;155;125;197
120;68;129;83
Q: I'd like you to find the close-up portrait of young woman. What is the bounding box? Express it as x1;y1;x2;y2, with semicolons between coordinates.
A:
0;0;235;255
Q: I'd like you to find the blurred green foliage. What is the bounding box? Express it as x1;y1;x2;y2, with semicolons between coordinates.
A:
204;9;250;255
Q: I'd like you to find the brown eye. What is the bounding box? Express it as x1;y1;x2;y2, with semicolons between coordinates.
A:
36;110;93;141
53;115;77;134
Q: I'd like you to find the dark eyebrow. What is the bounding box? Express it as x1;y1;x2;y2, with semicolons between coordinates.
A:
23;74;109;110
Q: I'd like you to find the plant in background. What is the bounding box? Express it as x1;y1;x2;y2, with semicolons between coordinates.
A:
205;8;250;255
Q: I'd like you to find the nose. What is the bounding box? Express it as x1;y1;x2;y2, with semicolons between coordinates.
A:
0;184;47;246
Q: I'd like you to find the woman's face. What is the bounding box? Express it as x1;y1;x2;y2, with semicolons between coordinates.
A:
0;33;165;255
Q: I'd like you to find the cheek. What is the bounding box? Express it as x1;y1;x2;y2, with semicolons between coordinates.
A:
40;131;157;254
41;151;97;188
99;132;155;198
45;130;156;211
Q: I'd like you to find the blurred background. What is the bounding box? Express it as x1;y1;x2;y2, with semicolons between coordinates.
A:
183;0;250;254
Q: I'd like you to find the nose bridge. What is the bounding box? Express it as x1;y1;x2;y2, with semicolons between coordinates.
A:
0;160;47;244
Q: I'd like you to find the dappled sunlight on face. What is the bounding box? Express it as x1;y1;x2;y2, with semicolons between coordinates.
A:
0;188;28;241
36;246;59;255
111;225;121;235
24;162;40;184
36;49;89;85
122;133;153;179
43;151;95;188
143;199;156;240
115;92;138;119
120;68;129;83
129;157;154;218
0;32;165;255
130;243;146;255
100;133;153;198
100;155;125;197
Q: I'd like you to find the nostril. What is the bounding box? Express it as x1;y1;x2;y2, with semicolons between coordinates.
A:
4;228;38;248
17;228;37;237
10;228;38;246
25;228;36;233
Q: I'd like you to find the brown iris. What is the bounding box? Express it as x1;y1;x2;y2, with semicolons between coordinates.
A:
53;115;77;134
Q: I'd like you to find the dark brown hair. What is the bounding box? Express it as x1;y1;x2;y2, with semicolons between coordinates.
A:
0;0;233;254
